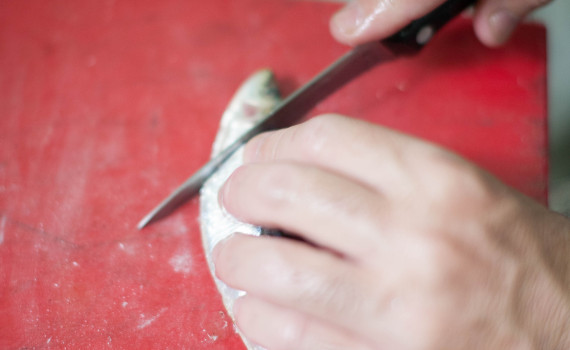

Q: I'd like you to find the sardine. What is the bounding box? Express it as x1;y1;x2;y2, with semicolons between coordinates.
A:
199;69;282;350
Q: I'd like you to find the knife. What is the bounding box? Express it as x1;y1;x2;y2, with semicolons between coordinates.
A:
138;0;476;229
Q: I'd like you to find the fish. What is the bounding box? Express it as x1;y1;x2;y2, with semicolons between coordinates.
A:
199;69;282;350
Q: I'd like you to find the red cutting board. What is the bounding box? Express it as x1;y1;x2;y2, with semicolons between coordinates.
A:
0;0;547;348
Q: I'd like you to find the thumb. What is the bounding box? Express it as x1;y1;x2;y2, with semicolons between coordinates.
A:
329;0;449;46
473;0;552;47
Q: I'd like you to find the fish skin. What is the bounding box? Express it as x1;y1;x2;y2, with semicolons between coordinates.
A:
199;69;282;350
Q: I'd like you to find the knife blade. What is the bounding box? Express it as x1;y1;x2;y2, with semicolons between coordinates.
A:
138;0;475;229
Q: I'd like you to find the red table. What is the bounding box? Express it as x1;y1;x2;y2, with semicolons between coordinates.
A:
0;0;547;348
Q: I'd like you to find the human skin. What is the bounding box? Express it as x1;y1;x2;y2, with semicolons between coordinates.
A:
213;1;569;349
214;115;570;349
330;0;553;47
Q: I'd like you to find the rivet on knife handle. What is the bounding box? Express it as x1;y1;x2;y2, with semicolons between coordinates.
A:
384;0;476;52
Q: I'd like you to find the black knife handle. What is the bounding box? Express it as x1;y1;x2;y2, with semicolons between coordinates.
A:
384;0;476;53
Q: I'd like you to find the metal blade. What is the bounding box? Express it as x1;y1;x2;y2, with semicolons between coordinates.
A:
138;41;396;229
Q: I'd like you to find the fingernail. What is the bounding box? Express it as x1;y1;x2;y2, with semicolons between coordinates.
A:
212;241;222;265
232;296;243;316
212;235;232;265
331;1;365;37
218;171;233;208
488;9;518;45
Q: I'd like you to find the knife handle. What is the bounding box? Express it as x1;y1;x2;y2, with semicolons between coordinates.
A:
384;0;476;53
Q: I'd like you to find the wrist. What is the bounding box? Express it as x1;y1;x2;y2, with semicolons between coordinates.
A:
516;205;570;349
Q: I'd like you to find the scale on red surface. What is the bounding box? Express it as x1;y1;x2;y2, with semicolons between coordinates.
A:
0;0;546;348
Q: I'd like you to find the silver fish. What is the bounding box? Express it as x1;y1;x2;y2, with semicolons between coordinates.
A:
199;69;282;350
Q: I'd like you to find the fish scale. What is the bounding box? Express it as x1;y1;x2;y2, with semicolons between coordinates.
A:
199;69;282;350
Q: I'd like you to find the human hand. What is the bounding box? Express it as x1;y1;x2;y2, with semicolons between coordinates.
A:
330;0;553;47
213;115;570;349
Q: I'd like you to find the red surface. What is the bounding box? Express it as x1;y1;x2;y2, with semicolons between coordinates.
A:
0;0;547;348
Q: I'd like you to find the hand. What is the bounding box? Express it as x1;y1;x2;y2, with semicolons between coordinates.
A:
330;0;553;47
213;115;570;350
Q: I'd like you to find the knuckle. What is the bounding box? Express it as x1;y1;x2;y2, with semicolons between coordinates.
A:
246;132;273;161
254;130;287;161
222;165;267;216
248;114;348;162
290;265;366;317
295;114;345;160
255;163;300;207
421;150;494;208
279;315;309;350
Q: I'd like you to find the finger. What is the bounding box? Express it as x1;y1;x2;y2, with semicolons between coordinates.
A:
214;234;384;339
329;0;448;46
473;0;552;47
233;295;375;350
220;161;387;258
244;114;432;199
